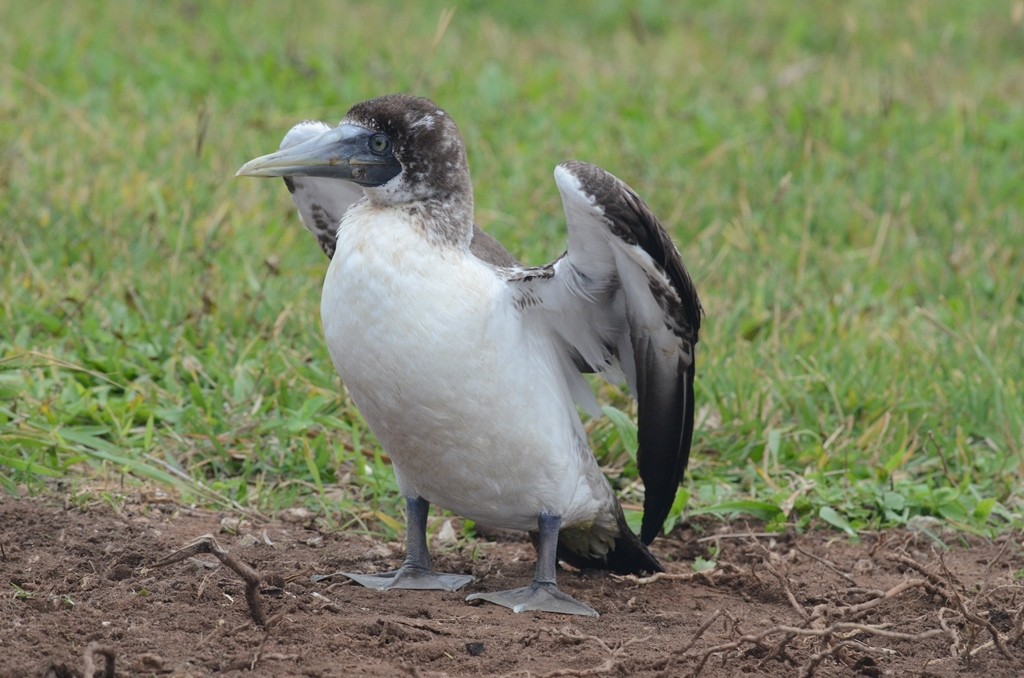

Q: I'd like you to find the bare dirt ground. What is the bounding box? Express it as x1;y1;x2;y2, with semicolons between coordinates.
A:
2;494;1023;677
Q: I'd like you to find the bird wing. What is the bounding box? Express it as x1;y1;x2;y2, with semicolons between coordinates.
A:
509;161;702;544
278;121;365;259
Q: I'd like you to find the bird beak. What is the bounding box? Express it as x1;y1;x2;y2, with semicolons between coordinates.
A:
235;123;402;186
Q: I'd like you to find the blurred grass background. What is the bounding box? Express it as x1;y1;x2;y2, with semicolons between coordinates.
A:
1;1;1022;538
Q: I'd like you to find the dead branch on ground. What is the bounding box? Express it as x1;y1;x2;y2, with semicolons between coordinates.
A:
82;642;115;678
505;626;651;678
671;547;1024;677
152;533;271;626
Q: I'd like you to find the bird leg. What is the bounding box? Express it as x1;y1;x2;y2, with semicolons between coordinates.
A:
326;496;474;592
466;512;598;617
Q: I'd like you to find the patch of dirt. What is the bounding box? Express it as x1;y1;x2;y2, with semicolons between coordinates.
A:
1;494;1022;677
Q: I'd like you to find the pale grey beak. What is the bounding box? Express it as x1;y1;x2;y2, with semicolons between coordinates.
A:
236;123;401;187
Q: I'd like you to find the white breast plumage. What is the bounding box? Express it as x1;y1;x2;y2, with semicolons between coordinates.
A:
321;203;607;531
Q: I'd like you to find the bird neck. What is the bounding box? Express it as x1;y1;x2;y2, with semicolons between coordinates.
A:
409;192;474;250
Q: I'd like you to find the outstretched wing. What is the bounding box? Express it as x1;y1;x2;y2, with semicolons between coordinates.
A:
510;161;702;544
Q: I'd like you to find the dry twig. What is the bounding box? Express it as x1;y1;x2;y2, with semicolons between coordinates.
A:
685;621;951;678
611;560;742;586
795;545;857;585
82;642;115;678
937;553;1012;659
758;554;809;621
506;627;650;678
153;533;269;626
887;552;955;598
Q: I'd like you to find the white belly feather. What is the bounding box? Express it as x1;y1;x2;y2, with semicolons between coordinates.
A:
321;207;609;531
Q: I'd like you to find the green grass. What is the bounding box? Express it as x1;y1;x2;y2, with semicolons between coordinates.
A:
2;0;1022;538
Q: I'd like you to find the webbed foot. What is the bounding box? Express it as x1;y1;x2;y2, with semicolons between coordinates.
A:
333;564;474;591
467;581;598;617
311;495;474;592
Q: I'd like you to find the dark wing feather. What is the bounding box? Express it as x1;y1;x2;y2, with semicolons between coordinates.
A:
511;161;701;545
278;121;364;259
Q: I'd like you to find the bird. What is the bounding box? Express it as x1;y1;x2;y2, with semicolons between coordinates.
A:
237;94;702;617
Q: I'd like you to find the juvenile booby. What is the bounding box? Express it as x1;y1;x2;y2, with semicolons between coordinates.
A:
237;95;702;617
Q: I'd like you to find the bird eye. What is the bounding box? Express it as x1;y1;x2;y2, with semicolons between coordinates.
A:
369;134;390;154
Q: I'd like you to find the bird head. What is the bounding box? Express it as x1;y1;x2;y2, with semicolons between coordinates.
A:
237;94;471;210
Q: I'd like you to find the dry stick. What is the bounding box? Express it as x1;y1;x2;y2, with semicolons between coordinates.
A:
611;571;699;585
611;560;742;586
823;622;950;640
678;609;728;656
249;607;291;670
196;569;215;601
979;536;1013;594
844;586;886;596
555;628;612;654
758;555;809;621
938;607;963;658
695;532;779;542
975;584;1024;608
530;630;652;678
682;579;956;678
809;578;928;621
795;545;858;586
610;610;733;675
82;642;116;678
391;617;453;637
937;553;1012;660
1011;601;1024;646
196;620;228;649
685;623;951;678
540;658;619;678
153;533;267;626
891;551;1013;660
761;632;799;667
798;640;863;678
751;550;809;664
886;553;954;598
971;559;1024;649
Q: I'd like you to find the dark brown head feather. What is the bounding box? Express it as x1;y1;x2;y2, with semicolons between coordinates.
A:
344;95;474;247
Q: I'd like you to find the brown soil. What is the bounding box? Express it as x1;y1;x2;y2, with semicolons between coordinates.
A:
1;494;1022;677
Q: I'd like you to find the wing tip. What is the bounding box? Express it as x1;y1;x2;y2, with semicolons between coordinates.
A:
552;161;578;188
554;161;614;218
280;120;332;150
638;364;696;544
556;507;664;574
554;160;606;185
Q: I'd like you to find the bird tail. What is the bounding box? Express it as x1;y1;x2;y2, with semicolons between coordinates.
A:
555;506;663;575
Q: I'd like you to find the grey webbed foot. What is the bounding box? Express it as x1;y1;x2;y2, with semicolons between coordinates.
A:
466;511;600;617
312;496;473;592
467;581;597;616
341;564;474;591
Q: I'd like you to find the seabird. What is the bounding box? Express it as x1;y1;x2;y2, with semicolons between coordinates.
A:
237;95;702;617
